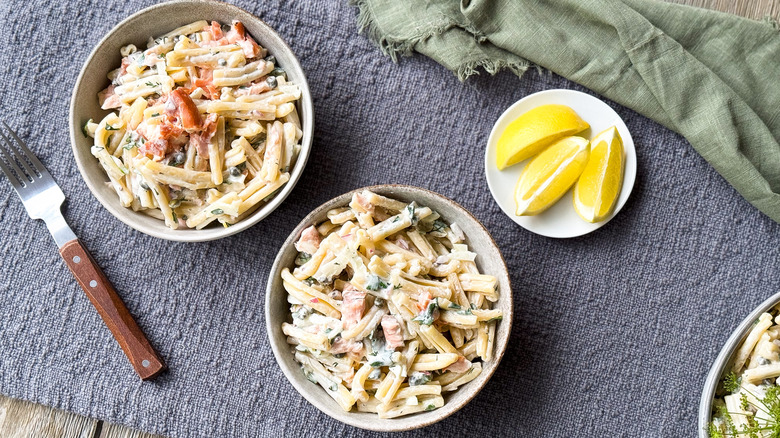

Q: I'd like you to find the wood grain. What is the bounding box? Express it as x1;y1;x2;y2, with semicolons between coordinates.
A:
59;240;166;381
667;0;779;19
97;422;162;438
0;397;96;438
1;1;776;437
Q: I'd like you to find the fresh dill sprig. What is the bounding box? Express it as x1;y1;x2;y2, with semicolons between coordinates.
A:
709;380;780;437
724;372;741;393
708;422;725;438
740;393;750;411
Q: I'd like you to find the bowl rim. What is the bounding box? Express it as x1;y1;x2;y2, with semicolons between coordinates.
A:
68;0;314;242
264;184;514;431
698;291;780;437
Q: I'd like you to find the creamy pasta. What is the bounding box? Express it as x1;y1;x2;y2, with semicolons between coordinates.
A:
85;20;302;230
710;307;780;436
282;190;502;418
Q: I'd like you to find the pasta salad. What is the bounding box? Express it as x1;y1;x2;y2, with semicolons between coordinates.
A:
710;307;780;437
85;20;302;230
282;190;502;418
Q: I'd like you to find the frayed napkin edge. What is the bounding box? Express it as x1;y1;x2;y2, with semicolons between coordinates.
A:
348;0;536;82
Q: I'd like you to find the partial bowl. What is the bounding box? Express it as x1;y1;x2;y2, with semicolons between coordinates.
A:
265;184;513;431
69;0;313;242
484;89;636;238
699;292;780;437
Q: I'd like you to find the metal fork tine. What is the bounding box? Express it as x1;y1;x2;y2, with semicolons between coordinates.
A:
0;135;30;185
0;145;22;189
0;123;43;179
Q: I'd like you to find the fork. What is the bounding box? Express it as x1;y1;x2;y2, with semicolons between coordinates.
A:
0;123;166;380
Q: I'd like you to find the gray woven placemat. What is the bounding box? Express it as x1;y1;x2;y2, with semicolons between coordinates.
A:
0;0;777;436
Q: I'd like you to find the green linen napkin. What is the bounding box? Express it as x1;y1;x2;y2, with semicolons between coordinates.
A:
351;0;780;222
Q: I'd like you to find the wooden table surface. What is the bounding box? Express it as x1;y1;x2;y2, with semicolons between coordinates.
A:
1;1;777;437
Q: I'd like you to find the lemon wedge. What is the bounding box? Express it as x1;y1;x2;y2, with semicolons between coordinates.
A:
514;136;590;216
573;126;624;223
496;104;589;170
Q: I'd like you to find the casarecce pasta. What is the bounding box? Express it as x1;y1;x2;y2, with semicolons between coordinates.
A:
84;20;302;230
282;190;502;418
710;307;780;436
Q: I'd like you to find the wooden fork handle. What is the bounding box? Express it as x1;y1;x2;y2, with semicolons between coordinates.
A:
59;239;166;380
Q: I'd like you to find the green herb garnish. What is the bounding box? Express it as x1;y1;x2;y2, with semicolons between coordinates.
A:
365;274;389;292
123;136;139;150
431;219;447;233
412;299;439;325
82;119;93;137
709;374;780;437
409;371;432;386
262;187;281;202
724;372;741;392
405;203;418;225
302;367;317;384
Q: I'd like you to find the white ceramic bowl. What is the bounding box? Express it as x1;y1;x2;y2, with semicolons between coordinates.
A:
69;0;313;242
484;89;636;238
265;185;513;431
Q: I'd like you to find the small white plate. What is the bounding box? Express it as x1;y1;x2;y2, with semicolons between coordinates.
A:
484;89;636;238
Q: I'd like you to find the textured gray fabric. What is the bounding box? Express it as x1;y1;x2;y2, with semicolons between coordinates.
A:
0;0;777;437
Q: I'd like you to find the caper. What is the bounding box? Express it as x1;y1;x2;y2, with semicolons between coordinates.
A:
270;67;286;80
171;151;186;166
266;75;277;89
264;55;276;66
229;166;241;177
168;198;183;209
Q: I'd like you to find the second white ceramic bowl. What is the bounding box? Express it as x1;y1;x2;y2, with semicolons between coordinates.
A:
265;185;513;431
